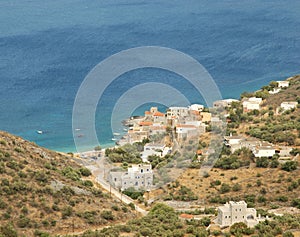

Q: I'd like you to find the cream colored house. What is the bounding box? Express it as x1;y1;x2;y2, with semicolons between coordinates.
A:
242;97;262;112
280;101;298;111
224;135;244;146
213;99;239;108
189;104;204;112
109;164;153;191
167;107;189;119
252;145;276;158
277;80;289;88
217;201;259;228
200;112;212;122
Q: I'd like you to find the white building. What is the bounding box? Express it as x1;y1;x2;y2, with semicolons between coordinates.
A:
280;101;298;111
224;135;244;146
176;123;205;139
141;143;165;162
109;164;153;191
252;145;276;158
149;125;166;135
214;99;239;108
277;80;289;88
189;104;204;112
269;88;281;94
167;107;189;119
242;97;263;112
217;201;259;228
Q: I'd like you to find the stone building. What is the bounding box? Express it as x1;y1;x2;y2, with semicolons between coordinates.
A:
109;164;153;191
217;201;259;227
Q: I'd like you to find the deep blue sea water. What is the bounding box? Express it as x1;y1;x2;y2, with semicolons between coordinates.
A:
0;0;300;152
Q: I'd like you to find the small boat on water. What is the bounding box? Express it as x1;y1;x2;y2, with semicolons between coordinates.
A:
111;138;117;141
113;132;121;136
75;128;81;131
36;130;43;134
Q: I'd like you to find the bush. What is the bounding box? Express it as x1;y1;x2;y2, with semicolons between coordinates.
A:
291;199;300;209
122;188;144;200
281;161;298;172
283;231;294;237
79;167;92;176
256;157;269;168
232;183;242;192
0;223;18;237
219;183;231;194
61;206;73;219
101;210;114;220
17;215;31;228
82;180;93;187
230;222;248;235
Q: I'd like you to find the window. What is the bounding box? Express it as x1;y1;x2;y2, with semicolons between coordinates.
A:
141;169;143;173
135;182;138;186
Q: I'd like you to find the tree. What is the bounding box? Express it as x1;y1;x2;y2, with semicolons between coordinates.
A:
283;231;294;237
94;145;102;151
230;222;248;235
220;183;231;194
256;157;269;168
281;161;298;172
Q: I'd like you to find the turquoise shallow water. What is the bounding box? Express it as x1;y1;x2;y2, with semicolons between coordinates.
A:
0;0;300;152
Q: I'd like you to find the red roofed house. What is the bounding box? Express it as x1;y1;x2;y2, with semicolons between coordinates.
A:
176;124;199;140
139;121;153;127
179;213;194;220
152;111;165;123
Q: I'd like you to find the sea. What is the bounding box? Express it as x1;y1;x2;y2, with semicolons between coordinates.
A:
0;0;300;152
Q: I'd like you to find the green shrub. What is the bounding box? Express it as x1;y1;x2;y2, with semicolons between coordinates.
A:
0;223;18;237
79;167;92;176
82;180;93;187
281;161;298;172
61;206;73;219
283;231;294;237
101;210;114;220
232;183;242;192
220;183;231;194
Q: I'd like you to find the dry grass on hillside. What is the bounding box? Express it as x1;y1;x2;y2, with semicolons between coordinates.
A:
0;131;137;236
177;166;300;209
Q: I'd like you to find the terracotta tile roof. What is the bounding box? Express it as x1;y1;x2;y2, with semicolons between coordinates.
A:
150;126;166;130
179;213;194;219
145;111;151;115
139;121;153;126
153;111;165;117
176;124;196;128
191;110;200;115
197;150;202;155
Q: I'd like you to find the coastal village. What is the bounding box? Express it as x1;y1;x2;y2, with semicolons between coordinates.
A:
84;76;300;233
1;77;298;236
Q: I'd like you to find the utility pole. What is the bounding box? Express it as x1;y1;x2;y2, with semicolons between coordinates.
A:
110;183;111;197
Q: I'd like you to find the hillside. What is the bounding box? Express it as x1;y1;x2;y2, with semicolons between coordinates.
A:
173;75;300;209
228;75;300;146
0;131;136;237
